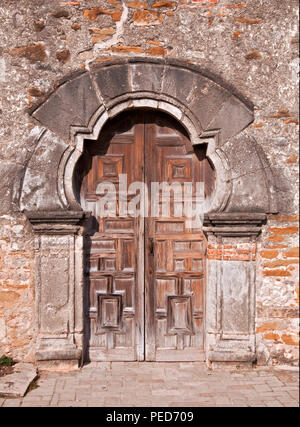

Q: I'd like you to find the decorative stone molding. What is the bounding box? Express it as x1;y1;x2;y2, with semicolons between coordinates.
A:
29;58;254;146
203;212;267;238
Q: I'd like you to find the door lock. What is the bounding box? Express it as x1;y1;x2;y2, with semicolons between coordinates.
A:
149;238;154;255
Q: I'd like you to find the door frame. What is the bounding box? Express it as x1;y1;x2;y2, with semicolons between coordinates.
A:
22;58;274;369
81;111;208;362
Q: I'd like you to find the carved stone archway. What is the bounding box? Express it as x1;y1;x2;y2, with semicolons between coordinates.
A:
20;58;277;369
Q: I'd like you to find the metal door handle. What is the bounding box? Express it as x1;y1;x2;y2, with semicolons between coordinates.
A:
149;238;154;255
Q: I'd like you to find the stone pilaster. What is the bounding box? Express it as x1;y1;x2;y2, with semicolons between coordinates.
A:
203;213;266;368
26;211;86;370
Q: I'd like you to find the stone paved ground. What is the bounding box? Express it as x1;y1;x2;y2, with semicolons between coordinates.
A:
0;363;298;407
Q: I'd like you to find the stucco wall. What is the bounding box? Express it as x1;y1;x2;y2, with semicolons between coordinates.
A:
0;0;298;365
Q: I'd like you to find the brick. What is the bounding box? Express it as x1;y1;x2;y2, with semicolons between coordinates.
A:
262;269;291;277
133;10;163;25
268;215;299;222
89;27;116;35
269;110;291;118
145;46;167;56
9;43;47;61
256;322;278;333
147;41;162;45
284;119;298;125
0;290;20;305
264;333;280;341
127;1;147;9
286;156;298;163
260;250;279;259
281;334;299;346
265;244;288;249
266;235;285;242
83;7;121;22
152;1;176;7
263;259;299;268
112;11;122;20
110;45;143;54
91;35;111;43
83;8;107;20
223;255;250;261
283;247;299;258
269;226;298;235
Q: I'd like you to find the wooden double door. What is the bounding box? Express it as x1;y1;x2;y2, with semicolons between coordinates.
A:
80;111;213;361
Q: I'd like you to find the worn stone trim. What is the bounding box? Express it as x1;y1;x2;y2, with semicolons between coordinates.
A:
26;210;86;223
28;57;254;117
30;58;254;145
203;213;267;238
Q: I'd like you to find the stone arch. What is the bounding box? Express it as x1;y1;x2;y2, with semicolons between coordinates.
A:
21;57;277;214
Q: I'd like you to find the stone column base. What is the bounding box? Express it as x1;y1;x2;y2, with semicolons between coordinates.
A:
37;359;80;371
35;340;82;371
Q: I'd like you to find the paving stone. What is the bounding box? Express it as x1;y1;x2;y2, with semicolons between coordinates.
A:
2;398;22;407
0;363;297;407
0;363;38;398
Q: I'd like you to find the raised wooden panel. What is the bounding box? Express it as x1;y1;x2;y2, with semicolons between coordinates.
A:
166;158;193;182
168;296;193;335
156;221;185;234
114;276;135;309
103;219;134;233
98;294;122;330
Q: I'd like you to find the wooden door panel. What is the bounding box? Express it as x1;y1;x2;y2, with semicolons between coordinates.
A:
145;115;206;361
81;113;144;361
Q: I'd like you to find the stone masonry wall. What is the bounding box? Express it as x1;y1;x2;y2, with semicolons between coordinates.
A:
0;0;298;364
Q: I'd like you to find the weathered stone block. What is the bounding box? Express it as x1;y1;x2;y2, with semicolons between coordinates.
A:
92;64;131;102
228;170;272;213
207;96;253;144
221;261;251;335
189;77;230;131
130;62;164;93
162;67;195;107
0;363;38;398
32;94;73;140
55;73;101;126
